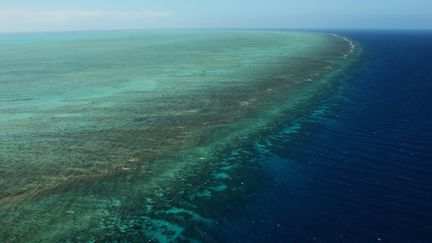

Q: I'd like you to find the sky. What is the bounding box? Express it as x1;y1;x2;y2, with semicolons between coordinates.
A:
0;0;431;32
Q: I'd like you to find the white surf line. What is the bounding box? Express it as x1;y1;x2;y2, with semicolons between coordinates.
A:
329;33;357;58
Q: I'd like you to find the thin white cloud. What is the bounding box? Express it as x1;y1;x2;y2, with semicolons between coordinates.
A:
0;10;174;32
0;10;173;22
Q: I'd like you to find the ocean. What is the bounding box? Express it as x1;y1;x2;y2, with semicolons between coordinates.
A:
1;30;431;242
217;30;432;242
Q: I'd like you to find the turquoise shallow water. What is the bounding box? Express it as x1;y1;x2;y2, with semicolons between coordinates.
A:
0;30;357;241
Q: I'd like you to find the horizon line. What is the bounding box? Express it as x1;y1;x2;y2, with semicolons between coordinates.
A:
1;27;432;35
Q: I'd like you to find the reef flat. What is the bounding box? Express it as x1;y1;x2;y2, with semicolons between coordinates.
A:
0;31;358;241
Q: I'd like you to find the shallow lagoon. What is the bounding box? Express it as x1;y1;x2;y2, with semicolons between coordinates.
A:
0;30;356;241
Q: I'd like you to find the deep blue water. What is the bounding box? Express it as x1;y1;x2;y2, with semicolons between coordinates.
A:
217;31;432;242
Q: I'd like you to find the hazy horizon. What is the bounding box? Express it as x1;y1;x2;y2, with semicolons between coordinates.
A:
0;0;431;33
2;27;432;35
